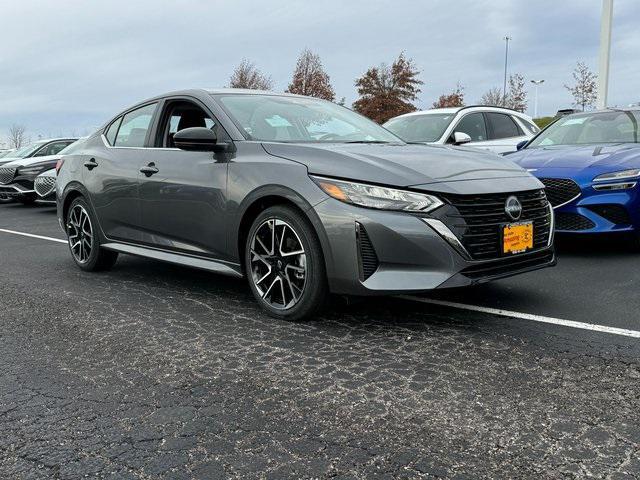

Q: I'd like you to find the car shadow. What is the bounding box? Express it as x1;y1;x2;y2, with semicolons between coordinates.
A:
554;232;639;257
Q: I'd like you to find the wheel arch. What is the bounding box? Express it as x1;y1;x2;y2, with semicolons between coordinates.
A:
233;185;333;279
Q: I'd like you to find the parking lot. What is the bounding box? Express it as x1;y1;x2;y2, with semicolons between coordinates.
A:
0;202;638;479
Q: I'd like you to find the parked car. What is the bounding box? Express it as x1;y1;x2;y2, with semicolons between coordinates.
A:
383;106;539;154
56;89;555;320
508;108;640;240
0;138;77;167
34;168;57;202
0;138;83;205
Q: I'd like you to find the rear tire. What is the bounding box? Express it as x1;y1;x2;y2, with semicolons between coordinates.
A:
245;205;327;321
66;197;118;272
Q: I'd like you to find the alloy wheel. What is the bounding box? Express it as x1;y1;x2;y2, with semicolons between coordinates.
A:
249;218;307;310
68;204;93;264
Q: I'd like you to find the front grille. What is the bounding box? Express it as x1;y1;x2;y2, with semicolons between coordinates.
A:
555;212;595;231
539;178;581;207
439;189;552;260
460;249;555;280
356;223;379;281
35;175;56;198
586;204;631;225
0;167;16;185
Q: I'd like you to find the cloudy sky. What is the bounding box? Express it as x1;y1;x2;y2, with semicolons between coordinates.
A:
0;0;638;143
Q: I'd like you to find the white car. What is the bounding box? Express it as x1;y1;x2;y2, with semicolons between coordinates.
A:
384;106;540;154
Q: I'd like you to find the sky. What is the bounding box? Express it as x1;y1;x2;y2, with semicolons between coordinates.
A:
0;0;638;144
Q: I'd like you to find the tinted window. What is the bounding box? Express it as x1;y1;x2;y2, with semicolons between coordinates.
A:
384;114;454;142
114;103;157;147
486;113;520;139
33;141;74;157
518;118;540;135
454;113;487;142
105;117;122;145
158;101;218;148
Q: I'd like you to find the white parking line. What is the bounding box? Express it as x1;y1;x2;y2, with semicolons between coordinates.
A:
400;296;640;339
0;228;67;244
1;226;639;339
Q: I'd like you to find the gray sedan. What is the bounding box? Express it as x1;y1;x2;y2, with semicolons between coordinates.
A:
56;89;555;320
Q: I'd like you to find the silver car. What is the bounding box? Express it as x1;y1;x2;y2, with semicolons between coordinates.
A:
56;89;555;320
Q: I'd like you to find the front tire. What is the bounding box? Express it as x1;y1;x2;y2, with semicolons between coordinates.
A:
66;197;118;271
245;205;327;320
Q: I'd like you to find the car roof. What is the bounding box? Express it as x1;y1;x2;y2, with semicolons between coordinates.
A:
392;105;535;121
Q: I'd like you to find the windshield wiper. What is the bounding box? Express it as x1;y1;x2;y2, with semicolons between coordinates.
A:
343;140;392;144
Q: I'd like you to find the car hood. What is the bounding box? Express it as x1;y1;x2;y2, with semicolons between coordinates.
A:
0;156;23;167
1;154;61;169
261;142;530;187
509;144;640;173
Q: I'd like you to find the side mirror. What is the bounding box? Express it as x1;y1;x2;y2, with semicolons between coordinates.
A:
174;127;229;152
452;131;472;145
516;140;528;151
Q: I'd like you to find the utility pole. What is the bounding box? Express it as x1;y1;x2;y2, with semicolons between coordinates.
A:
597;0;613;109
530;79;545;118
503;35;511;106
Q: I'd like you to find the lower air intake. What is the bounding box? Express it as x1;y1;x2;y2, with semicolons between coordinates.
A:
356;222;379;281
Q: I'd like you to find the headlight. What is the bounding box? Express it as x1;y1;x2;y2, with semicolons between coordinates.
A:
18;162;56;176
311;176;443;213
593;169;640;182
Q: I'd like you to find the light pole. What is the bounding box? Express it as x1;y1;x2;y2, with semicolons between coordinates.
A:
503;35;512;106
530;79;545;118
597;0;613;109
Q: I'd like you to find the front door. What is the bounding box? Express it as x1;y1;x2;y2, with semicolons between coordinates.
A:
137;99;229;259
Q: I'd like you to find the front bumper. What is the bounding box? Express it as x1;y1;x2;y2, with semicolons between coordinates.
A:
0;183;35;197
553;184;640;234
313;198;555;296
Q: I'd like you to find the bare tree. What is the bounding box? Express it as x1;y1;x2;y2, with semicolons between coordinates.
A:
353;52;423;124
287;49;335;101
432;83;465;108
505;73;527;112
8;124;28;149
565;62;597;111
229;59;273;90
479;87;504;107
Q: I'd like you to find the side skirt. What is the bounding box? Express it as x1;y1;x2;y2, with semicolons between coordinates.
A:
102;242;244;278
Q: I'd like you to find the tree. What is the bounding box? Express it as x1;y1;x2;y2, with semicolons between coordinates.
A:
432;83;465;108
229;59;273;90
565;61;597;111
8;124;27;149
353;52;423;124
505;73;527;112
479;87;504;107
287;49;335;101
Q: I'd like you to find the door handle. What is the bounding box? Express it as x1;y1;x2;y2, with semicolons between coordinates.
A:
140;163;159;177
84;159;98;170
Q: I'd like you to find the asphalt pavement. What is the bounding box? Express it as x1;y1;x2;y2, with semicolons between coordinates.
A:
1;202;639;479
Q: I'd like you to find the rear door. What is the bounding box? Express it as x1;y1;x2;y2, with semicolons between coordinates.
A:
137;97;229;259
84;102;158;243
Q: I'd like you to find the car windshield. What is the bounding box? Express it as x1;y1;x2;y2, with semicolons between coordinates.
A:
9;141;47;158
527;111;640;148
216;94;401;143
383;113;455;142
